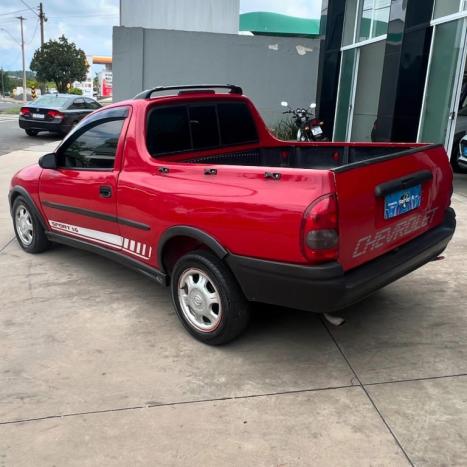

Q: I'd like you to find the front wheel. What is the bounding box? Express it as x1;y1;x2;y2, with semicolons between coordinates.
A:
171;251;250;345
25;129;39;136
12;197;50;253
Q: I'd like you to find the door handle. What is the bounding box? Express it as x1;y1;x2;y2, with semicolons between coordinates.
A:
99;185;112;198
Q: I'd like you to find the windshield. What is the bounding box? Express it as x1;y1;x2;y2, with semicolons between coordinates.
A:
32;95;71;107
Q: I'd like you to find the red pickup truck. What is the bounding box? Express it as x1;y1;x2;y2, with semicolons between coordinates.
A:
9;85;456;344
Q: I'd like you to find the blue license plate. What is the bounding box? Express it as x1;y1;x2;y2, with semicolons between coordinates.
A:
384;185;422;220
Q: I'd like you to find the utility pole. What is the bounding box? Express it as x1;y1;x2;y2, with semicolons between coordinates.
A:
38;3;47;47
1;68;4;98
17;16;26;102
38;3;47;93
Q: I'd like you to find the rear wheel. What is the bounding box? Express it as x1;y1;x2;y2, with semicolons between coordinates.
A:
12;197;50;253
170;251;250;345
25;129;39;136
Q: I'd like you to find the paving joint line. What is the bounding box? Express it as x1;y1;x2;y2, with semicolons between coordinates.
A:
0;383;357;426
319;316;415;467
364;372;467;387
0;237;15;254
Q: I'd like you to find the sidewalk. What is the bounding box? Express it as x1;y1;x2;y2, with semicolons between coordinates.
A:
0;142;466;466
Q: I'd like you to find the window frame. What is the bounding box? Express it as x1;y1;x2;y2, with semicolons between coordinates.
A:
357;0;390;42
146;100;259;157
55;106;130;172
342;0;389;49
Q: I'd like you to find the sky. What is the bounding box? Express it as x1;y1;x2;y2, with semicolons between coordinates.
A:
0;0;322;74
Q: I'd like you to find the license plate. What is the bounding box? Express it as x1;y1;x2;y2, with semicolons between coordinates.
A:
462;145;467;156
32;113;44;119
384;185;422;220
311;126;323;136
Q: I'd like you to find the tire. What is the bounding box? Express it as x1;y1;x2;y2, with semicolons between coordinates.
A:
451;138;467;173
170;250;250;345
12;196;50;253
25;129;39;136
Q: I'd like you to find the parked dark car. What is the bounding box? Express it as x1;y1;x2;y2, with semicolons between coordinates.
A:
19;94;102;137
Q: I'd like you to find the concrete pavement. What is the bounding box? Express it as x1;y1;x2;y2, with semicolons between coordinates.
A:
0;117;60;156
0;143;466;466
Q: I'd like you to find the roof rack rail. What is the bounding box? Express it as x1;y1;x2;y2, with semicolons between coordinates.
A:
133;84;243;100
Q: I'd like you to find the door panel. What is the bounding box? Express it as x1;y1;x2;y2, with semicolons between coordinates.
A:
40;170;121;249
39;110;129;250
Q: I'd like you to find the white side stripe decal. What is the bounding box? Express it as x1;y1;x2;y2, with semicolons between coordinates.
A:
49;220;152;260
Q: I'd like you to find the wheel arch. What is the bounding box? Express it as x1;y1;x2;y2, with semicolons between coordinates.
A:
9;186;48;231
158;226;228;275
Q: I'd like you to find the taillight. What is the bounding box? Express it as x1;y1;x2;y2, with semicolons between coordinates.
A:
301;194;339;264
20;107;31;116
311;118;320;126
47;110;64;119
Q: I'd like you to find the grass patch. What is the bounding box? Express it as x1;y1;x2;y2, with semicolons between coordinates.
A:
270;117;297;141
0;106;21;115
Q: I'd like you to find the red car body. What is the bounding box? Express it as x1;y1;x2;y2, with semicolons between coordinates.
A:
9;85;456;317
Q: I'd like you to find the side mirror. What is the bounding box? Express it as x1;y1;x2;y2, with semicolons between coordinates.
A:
310;103;317;109
281;101;288;107
39;153;57;169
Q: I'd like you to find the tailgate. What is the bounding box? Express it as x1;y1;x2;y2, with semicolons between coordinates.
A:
334;145;453;271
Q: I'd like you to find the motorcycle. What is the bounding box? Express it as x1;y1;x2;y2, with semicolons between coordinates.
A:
281;101;328;142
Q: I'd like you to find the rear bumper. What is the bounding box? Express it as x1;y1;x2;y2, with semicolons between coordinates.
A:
19;117;68;133
226;208;456;313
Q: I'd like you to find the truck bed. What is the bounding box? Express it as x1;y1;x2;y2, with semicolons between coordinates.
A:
184;143;425;170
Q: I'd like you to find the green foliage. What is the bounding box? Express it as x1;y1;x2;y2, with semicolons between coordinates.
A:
26;79;38;89
270;117;297;141
68;87;83;95
30;35;88;93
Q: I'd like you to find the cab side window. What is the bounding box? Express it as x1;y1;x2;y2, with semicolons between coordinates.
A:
57;119;125;169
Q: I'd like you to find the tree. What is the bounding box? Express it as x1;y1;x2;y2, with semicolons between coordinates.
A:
30;35;88;93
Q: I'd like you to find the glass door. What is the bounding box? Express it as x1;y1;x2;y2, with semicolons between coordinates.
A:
333;48;359;141
418;18;467;152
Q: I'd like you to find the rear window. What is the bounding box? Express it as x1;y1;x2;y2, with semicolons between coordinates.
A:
147;101;258;156
32;95;71;107
147;106;191;155
218;102;258;145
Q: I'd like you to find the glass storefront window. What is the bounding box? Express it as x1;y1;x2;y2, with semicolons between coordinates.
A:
358;0;390;41
334;49;357;141
433;0;462;19
419;19;464;145
372;5;391;37
342;0;359;46
350;40;386;141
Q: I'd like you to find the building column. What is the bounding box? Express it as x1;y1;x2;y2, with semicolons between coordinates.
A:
374;0;435;142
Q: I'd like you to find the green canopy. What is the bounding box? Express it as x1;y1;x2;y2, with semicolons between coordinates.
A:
239;12;320;38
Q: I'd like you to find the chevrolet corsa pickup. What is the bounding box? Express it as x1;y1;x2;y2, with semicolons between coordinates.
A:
9;85;456;345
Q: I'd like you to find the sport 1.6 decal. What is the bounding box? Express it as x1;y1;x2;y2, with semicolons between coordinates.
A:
49;220;152;260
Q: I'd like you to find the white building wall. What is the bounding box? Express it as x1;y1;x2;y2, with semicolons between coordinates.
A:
120;0;240;34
